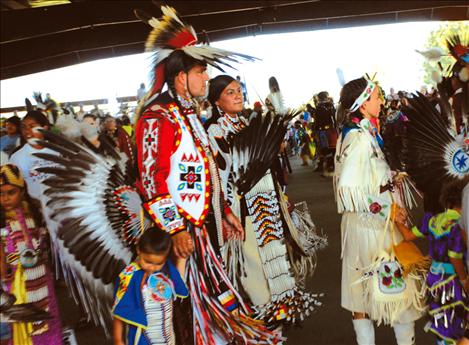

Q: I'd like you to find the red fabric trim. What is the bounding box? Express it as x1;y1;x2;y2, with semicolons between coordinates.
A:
167;28;197;48
137;101;212;227
168;227;186;235
136;110;177;200
454;44;468;58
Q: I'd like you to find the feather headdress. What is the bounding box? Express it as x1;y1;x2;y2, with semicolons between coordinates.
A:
31;129;150;334
231;110;298;195
135;6;257;95
447;33;469;66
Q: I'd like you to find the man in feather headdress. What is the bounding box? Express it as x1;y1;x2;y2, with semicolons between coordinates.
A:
134;6;246;273
134;6;280;344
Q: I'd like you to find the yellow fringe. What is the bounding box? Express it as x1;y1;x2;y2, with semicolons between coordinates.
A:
400;256;432;277
393;241;431;276
12;263;33;345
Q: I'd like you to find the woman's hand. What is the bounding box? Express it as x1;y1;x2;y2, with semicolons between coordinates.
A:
393;171;407;186
392;204;408;225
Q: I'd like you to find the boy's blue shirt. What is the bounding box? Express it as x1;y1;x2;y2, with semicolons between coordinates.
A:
112;260;188;345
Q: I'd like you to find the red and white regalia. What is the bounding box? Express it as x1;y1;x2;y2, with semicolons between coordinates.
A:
136;91;280;344
136;92;213;233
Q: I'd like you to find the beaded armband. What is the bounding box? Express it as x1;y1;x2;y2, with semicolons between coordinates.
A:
144;195;185;235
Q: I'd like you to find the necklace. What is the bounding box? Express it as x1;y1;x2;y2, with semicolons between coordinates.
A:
219;109;245;134
3;208;40;267
176;94;194;110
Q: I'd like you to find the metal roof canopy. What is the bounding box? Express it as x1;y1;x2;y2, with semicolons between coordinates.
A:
1;0;468;80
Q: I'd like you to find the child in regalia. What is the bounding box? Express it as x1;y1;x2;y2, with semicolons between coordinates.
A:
0;164;62;345
395;180;468;345
112;227;188;345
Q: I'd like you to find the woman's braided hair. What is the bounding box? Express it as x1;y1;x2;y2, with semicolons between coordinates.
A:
336;77;368;129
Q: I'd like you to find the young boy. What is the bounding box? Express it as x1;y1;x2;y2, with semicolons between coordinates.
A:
112;227;189;345
395;180;468;345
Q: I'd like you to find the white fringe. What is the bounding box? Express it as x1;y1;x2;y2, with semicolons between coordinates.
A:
253;287;323;324
221;239;246;291
337;186;380;214
289;202;328;256
361;260;427;326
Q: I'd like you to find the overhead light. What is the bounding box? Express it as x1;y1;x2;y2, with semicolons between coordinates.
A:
28;0;71;8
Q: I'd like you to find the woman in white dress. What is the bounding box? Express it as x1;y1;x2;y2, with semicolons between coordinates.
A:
334;77;422;345
205;75;322;329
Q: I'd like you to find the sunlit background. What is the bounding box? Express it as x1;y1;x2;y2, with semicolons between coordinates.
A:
0;20;453;116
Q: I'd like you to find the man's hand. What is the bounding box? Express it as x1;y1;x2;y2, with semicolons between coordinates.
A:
223;213;244;240
172;231;194;259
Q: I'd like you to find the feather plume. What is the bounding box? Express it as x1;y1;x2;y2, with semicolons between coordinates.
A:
402;93;468;197
415;47;446;61
136;5;258;95
231;110;297;195
446;33;469;64
32;130;151;334
25;98;33;111
55;114;82;141
0;287;51;323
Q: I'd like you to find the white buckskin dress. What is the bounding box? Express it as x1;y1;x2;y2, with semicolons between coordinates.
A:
334;118;423;325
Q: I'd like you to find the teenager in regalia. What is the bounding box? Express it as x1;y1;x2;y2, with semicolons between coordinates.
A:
334;77;424;345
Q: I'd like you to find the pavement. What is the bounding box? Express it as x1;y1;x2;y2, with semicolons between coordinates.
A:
56;156;434;345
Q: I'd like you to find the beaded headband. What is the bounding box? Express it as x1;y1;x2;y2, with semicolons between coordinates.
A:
0;164;25;189
349;79;376;112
